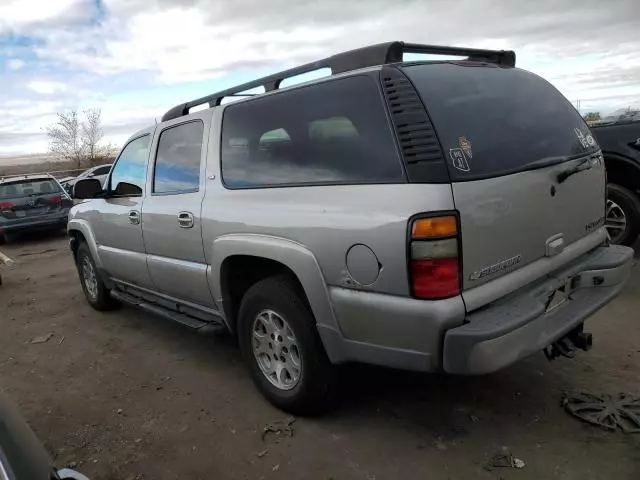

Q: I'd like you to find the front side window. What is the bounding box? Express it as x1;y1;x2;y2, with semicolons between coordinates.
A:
221;76;404;188
109;135;150;196
153;121;204;194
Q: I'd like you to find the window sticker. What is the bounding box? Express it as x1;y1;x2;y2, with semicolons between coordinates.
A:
449;147;470;172
575;128;597;149
459;136;472;159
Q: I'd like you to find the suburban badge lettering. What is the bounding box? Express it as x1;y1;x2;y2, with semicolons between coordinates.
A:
470;255;522;281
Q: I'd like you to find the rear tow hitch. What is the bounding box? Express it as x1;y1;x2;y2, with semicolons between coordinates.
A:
545;325;593;361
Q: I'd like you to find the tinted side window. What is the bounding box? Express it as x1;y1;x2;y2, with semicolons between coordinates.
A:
221;76;404;188
109;135;150;197
309;117;359;140
153;121;204;194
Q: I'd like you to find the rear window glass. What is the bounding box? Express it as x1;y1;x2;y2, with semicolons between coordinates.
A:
221;75;404;188
403;64;599;181
0;179;62;199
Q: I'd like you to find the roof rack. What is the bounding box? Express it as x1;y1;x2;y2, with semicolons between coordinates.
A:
161;41;516;122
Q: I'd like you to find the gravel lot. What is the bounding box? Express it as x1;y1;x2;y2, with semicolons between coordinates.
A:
0;233;639;480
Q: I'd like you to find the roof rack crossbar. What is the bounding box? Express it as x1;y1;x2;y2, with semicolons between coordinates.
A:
161;41;515;121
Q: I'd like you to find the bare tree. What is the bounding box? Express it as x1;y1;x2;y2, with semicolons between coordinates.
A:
82;108;104;164
46;108;109;169
45;110;85;169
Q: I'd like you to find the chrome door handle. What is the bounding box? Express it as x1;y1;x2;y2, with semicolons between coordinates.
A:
178;211;194;229
128;210;141;225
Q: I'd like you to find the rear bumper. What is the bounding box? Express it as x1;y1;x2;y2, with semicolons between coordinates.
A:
0;212;68;233
443;244;634;374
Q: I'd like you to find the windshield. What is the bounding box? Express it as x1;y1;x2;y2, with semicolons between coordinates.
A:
0;179;63;199
403;63;599;181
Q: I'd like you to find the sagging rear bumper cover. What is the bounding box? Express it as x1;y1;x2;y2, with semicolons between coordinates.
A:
443;244;634;375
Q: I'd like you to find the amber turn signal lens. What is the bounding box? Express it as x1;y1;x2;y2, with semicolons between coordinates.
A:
411;216;457;239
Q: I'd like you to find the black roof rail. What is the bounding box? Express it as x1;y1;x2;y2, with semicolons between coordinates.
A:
161;41;516;122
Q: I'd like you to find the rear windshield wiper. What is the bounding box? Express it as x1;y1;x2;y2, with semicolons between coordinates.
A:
557;156;595;184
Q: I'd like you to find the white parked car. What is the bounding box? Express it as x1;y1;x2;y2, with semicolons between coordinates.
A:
63;164;112;192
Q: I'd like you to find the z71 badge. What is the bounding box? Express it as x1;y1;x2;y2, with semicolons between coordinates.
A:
470;255;522;281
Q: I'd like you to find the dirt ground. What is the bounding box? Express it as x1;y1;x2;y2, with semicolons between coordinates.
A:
0;233;639;480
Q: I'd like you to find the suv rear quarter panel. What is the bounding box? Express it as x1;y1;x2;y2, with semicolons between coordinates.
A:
202;184;456;296
201;106;456;323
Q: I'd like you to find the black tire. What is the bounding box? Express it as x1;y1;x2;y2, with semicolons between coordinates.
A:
75;242;120;311
607;183;640;246
238;275;333;415
0;233;6;245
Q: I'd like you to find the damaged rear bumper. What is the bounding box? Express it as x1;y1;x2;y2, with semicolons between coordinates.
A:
443;244;634;374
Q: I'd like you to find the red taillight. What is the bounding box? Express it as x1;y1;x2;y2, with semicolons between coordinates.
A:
409;215;461;300
410;258;460;299
0;202;15;210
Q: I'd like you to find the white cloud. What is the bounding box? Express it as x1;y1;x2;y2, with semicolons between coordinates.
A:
0;0;91;33
6;58;26;70
28;80;68;95
29;0;640;97
0;98;63;157
1;0;639;156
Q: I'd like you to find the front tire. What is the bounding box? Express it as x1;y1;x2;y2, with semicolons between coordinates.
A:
606;183;640;246
238;275;333;415
75;242;120;311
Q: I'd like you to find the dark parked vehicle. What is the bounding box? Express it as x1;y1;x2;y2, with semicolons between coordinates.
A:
0;393;88;479
0;175;72;244
590;117;640;245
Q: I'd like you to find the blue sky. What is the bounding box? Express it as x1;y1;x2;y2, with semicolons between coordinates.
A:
0;0;638;157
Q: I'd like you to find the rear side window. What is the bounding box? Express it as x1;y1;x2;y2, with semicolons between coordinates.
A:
153;121;204;194
221;76;404;188
109;135;150;196
403;64;599;181
0;179;61;199
309;117;359;140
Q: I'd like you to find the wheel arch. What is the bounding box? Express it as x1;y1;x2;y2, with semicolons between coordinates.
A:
67;219;102;267
210;234;339;339
603;153;640;194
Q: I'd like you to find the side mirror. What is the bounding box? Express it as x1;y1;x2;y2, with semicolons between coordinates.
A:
114;182;142;197
0;393;91;480
73;178;103;199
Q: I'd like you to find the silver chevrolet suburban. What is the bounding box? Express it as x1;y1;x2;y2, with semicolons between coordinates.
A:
68;42;634;414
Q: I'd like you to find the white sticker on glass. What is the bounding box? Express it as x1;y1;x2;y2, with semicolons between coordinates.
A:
459;136;472;159
449;148;470;172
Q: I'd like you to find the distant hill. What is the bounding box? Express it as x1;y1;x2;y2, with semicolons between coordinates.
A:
0;153;61;167
0;153;115;179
